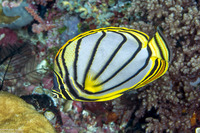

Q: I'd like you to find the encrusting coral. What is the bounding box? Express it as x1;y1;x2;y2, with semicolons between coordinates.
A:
0;91;56;133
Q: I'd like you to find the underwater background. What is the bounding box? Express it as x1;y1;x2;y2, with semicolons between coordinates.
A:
0;0;199;132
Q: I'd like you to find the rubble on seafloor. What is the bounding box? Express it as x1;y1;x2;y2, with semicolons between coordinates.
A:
0;0;199;133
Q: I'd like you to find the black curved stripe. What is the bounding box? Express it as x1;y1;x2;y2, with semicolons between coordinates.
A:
154;36;165;60
150;59;163;79
74;38;83;89
57;44;77;100
152;60;166;80
102;46;151;91
136;58;166;89
54;47;70;99
78;97;97;101
93;31;127;80
69;80;97;101
83;31;106;87
61;42;72;85
136;59;160;88
74;39;82;81
52;90;63;98
95;32;143;86
74;33;99;89
55;50;63;78
73;32;99;83
55;48;74;99
54;72;72;100
123;29;149;40
105;27;149;40
60;85;72;100
153;60;165;79
85;45;152;95
61;46;77;98
157;29;171;62
61;44;78;99
61;45;93;101
57;34;99;101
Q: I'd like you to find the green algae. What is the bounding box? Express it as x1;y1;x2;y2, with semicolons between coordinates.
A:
46;46;60;70
57;26;67;34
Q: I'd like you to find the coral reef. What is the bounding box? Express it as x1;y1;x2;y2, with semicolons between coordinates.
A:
127;85;200;132
0;91;55;132
25;6;56;34
121;0;200;132
0;0;199;132
56;0;132;28
27;0;54;6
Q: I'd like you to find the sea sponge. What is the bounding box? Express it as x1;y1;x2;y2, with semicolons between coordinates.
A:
0;91;56;133
0;0;33;29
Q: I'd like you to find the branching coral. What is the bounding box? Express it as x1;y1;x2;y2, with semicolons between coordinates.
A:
118;0;200;132
132;84;200;132
123;0;200;83
25;6;56;34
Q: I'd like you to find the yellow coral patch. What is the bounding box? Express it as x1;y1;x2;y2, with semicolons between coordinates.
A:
0;92;56;133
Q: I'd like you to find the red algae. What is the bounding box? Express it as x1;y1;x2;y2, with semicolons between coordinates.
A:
0;28;18;46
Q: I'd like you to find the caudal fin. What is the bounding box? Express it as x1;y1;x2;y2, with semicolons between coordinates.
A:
148;27;172;63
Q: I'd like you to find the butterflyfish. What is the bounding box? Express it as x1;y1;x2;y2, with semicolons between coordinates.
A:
52;27;171;102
